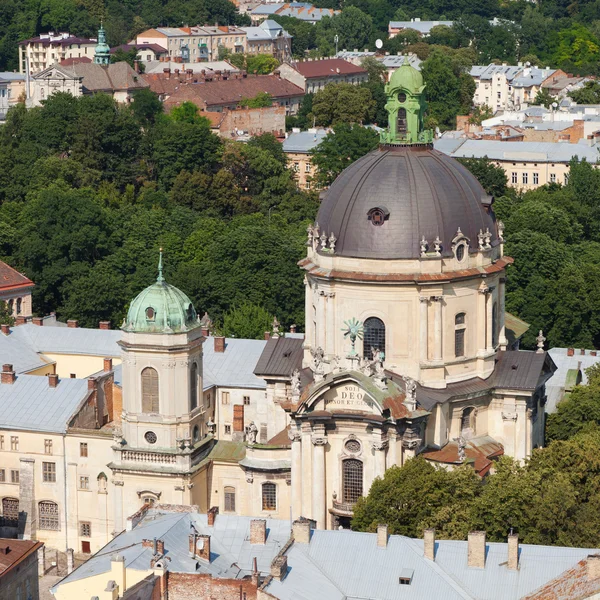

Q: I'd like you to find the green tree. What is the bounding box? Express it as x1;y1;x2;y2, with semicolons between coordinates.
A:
457;157;508;197
169;101;205;124
110;46;145;72
311;83;375;126
310;123;379;187
468;105;493;125
246;54;279;74
130;88;163;125
220;302;274;339
532;87;556;108
239;92;273;108
0;301;15;326
317;7;373;54
569;80;600;104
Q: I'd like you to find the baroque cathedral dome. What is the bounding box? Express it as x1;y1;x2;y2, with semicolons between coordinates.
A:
316;62;498;260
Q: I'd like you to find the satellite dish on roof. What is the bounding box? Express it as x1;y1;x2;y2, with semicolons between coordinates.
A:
375;39;383;49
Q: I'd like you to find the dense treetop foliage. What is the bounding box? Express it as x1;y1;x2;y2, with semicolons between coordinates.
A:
0;92;318;335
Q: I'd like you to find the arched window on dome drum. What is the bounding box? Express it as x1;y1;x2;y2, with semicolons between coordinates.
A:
190;363;198;411
342;459;363;504
363;317;385;360
455;313;466;358
492;302;498;347
397;107;407;135
141;367;159;413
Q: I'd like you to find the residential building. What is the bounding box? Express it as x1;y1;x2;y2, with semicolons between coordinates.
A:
250;2;340;25
388;18;453;37
335;51;422;82
146;72;304;114
18;33;97;74
278;58;368;93
282;128;328;189
109;43;168;63
0;73;26;118
434;137;600;190
203;105;287;139
143;59;239;75
0;261;34;319
0;538;44;600
511;67;562;108
243;20;292;62
135;25;247;62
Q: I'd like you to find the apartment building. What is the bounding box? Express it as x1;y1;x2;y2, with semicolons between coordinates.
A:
18;33;97;74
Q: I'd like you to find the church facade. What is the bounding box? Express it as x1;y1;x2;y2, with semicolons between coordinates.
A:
0;62;556;557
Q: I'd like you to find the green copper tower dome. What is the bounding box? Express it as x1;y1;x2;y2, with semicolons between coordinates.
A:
123;251;199;333
380;58;433;146
94;24;111;65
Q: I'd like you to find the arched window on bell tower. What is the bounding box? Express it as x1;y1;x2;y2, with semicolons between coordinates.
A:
397;107;407;135
363;317;385;360
190;363;198;411
342;459;363;504
141;367;159;413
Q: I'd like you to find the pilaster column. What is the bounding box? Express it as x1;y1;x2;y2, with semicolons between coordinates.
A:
325;292;335;356
477;283;489;355
304;276;313;350
386;431;398;469
486;286;495;352
112;479;125;535
290;429;303;520
311;433;327;530
419;297;429;363
317;290;326;350
498;278;507;350
300;423;312;518
18;458;36;541
372;438;388;479
432;296;443;362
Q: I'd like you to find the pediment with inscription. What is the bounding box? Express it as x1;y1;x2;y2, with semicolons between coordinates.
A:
311;382;381;415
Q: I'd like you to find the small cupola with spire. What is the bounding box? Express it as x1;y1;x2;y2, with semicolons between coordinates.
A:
94;23;111;65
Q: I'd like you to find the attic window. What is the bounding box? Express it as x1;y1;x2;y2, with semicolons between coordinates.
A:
367;207;390;226
399;569;414;585
146;307;155;321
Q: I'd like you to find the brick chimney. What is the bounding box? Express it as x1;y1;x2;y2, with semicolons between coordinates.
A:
189;534;210;562
588;555;600;580
104;358;113;372
270;555;287;580
250;519;267;545
1;364;15;384
214;336;225;353
581;348;586;355
264;331;271;340
592;351;597;357
15;316;26;326
372;522;387;547
468;531;486;569
99;321;111;330
207;506;219;526
67;319;79;328
48;374;59;388
201;327;209;337
292;518;312;544
290;324;297;333
88;378;97;391
424;528;436;561
507;533;519;570
32;317;43;326
567;348;574;356
0;324;10;335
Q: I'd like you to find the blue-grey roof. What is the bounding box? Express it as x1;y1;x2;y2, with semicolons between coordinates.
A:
0;330;50;373
243;20;291;42
251;3;286;15
389;20;453;34
0;374;89;433
0;72;26;81
335;51;375;60
469;64;522;81
203;336;267;390
283;129;328;153
433;138;600;163
10;323;122;357
379;54;422;70
546;347;600;413
52;510;291;592
512;68;556;88
265;529;599;600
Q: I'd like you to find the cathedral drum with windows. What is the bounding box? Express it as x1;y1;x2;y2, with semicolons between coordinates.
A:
285;61;555;529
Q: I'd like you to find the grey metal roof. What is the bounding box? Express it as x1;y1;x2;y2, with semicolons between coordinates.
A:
0;330;50;373
317;146;497;259
283;129;328;153
546;347;600;413
203;336;267;390
434;138;600;164
10;323;122;357
243;20;291;42
379;54;422;70
469;64;522;81
512;68;556;88
0;374;89;433
265;529;600;600
52;510;291;593
0;72;26;81
254;337;304;377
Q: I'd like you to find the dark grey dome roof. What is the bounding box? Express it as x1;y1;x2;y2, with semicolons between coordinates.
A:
317;146;497;260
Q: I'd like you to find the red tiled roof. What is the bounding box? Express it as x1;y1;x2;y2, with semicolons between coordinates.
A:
523;558;600;599
422;437;504;476
0;539;43;577
293;58;367;79
60;57;92;67
382;394;409;419
0;262;33;292
110;43;167;55
267;425;291;447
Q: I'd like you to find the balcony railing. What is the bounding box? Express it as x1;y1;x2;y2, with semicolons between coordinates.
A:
331;498;356;515
121;450;176;464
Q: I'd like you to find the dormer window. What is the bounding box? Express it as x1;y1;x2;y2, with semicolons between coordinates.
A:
146;307;155;321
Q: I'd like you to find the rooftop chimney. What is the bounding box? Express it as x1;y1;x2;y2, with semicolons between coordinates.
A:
250;519;267;545
567;348;574;356
110;554;126;593
88;377;97;391
0;324;10;336
99;321;111;330
507;533;519;570
290;324;297;333
271;555;288;580
1;364;15;384
588;555;600;580
201;327;209;337
424;528;436;561
104;358;113;372
189;533;211;561
292;518;312;544
207;506;219;526
15;316;26;326
67;319;79;328
264;331;271;340
377;524;388;547
214;336;225;353
32;317;43;326
48;373;59;388
468;531;486;569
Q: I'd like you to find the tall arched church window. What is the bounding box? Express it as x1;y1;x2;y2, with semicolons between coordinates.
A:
141;367;159;413
363;317;385;360
455;313;466;358
461;407;476;439
397;107;407;135
342;459;363;504
262;482;277;510
190;363;198;410
2;497;19;526
16;298;21;315
492;302;498;347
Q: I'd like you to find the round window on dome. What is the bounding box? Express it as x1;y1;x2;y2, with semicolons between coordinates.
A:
398;92;407;102
456;243;466;262
345;439;361;454
145;431;157;444
146;307;156;321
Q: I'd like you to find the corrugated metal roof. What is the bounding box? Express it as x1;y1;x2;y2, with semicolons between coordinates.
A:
0;374;89;433
254;337;304;377
0;330;50;373
283;129;328;153
265;530;600;600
